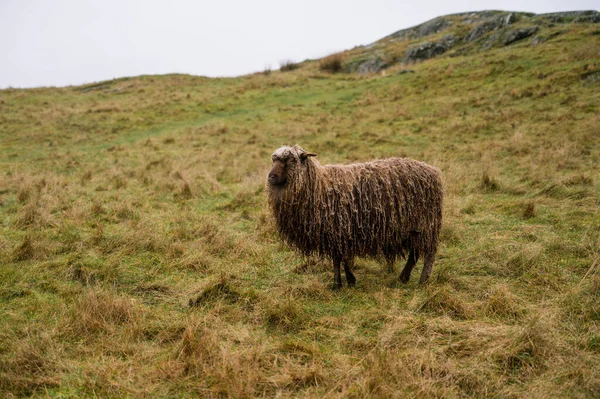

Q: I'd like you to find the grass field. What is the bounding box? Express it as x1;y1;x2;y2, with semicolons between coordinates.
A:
1;12;599;398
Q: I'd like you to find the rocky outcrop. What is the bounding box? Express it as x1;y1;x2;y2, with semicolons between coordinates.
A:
342;10;600;73
503;26;539;45
530;31;563;46
582;70;600;86
464;12;516;43
345;57;389;74
403;35;456;63
386;17;452;40
540;11;600;23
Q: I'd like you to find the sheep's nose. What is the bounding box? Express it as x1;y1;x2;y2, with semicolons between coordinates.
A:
268;173;276;182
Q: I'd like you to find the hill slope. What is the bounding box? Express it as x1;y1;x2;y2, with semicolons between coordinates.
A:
343;10;600;73
1;10;599;398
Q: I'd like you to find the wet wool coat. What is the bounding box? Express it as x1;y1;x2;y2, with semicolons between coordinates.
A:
267;145;443;287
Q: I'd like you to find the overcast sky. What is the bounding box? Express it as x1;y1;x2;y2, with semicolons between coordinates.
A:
1;0;597;88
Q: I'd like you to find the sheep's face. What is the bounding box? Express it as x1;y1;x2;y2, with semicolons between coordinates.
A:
268;145;316;187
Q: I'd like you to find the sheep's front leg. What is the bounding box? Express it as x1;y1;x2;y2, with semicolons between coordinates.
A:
400;249;417;283
333;258;343;289
343;258;356;287
419;252;435;284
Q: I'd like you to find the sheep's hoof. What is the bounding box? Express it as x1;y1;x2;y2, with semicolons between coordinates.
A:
331;283;343;290
399;273;410;283
419;275;430;284
346;275;356;287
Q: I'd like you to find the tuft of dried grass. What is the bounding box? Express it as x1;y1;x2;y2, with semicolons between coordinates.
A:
0;331;61;396
14;200;52;229
261;297;308;333
177;181;193;199
563;274;600;323
287;279;332;300
484;284;525;319
480;170;500;192
17;182;35;204
67;289;137;336
170;318;267;396
12;235;36;261
522;201;536;219
416;285;475;319
188;274;241;307
280;60;300;72
194;216;241;257
319;53;344;73
292;257;330;274
176;324;221;376
504;243;544;277
492;317;552;376
506;129;531;155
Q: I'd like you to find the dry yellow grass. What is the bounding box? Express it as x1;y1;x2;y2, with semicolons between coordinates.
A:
1;11;599;398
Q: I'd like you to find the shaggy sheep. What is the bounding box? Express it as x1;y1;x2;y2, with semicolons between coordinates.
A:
267;145;443;288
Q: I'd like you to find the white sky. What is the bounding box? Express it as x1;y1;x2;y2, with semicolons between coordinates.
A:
1;0;597;88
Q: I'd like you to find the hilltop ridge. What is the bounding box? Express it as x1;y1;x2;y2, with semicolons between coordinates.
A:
340;10;599;73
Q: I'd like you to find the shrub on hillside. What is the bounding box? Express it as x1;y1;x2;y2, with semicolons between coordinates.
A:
279;60;300;72
319;53;344;73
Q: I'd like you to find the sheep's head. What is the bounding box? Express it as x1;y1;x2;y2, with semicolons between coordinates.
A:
268;145;317;187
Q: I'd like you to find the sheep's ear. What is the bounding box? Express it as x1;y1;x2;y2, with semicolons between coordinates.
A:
300;152;317;159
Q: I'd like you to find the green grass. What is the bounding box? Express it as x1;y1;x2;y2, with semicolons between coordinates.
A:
1;13;599;398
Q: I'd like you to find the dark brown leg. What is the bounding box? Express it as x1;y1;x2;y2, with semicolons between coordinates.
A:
419;252;435;284
399;249;417;283
333;257;342;289
343;259;356;287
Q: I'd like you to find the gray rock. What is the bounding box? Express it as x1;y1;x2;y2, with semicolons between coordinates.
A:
540;10;600;24
530;31;563;46
358;58;389;74
465;18;503;42
412;18;452;38
505;12;516;25
460;10;505;24
582;70;600;86
345;57;389;74
482;33;501;50
530;36;542;46
576;13;600;23
464;12;522;43
403;35;456;63
503;26;539;45
387;17;452;40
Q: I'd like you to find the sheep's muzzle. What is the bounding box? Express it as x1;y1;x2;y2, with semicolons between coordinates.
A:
268;161;286;186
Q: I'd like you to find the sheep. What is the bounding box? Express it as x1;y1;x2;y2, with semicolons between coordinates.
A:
266;145;443;288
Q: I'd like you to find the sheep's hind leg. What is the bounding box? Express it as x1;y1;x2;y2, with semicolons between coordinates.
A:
343;259;356;287
419;252;435;284
399;249;417;283
332;258;343;289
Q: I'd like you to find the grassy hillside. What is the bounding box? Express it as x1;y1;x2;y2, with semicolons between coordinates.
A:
1;11;599;398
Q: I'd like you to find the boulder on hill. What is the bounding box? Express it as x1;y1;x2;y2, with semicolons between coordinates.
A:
386;17;452;40
503;26;539;45
464;12;516;43
344;56;389;74
403;35;457;63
